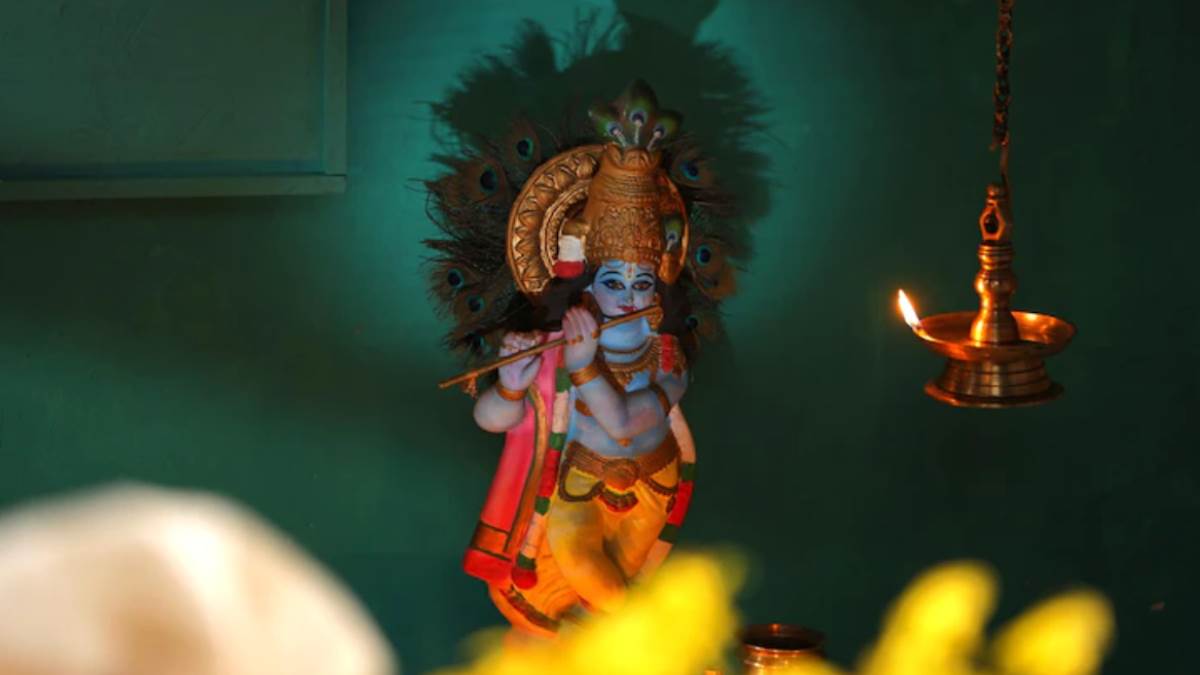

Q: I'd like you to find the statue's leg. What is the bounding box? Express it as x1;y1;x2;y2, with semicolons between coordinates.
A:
486;534;580;637
608;461;678;579
547;467;627;613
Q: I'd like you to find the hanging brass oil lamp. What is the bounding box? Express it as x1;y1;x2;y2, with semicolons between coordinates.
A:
898;0;1074;408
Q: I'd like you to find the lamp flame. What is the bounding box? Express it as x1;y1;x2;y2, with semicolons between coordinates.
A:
898;290;921;329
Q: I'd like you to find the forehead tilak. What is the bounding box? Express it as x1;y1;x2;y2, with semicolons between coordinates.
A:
601;259;654;280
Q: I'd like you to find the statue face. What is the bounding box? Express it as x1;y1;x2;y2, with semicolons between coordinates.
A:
590;260;657;317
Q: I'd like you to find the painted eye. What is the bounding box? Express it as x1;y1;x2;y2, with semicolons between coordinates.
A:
603;280;624;290
515;137;534;160
633;281;653;291
479;168;498;193
695;245;713;266
467;295;485;312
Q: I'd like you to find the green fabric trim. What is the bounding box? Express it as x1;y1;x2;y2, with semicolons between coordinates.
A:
516;554;536;570
680;462;696;482
535;496;550;514
556;367;571;392
658;524;679;543
549;432;566;449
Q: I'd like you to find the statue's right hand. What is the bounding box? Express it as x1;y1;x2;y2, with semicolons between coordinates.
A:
562;306;599;372
497;331;543;392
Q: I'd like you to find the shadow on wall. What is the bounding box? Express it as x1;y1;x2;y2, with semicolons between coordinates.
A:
432;0;770;246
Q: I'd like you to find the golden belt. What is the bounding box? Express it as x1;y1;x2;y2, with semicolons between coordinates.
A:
558;437;678;512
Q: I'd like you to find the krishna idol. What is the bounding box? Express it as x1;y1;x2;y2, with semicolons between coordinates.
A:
424;81;745;638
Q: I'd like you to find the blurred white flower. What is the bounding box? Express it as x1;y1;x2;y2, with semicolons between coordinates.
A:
0;483;397;675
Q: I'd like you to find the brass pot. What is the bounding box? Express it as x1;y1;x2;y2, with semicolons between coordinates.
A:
739;623;826;673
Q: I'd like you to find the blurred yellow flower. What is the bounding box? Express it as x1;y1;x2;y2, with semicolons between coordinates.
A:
992;591;1115;675
433;552;743;675
434;555;1113;675
857;562;997;675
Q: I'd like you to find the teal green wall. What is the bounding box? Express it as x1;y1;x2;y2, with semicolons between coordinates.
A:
1;1;1196;673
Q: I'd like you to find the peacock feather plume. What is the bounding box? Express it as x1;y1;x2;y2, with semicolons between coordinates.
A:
422;5;769;365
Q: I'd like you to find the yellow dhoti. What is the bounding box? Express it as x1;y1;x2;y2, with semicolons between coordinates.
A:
489;436;679;634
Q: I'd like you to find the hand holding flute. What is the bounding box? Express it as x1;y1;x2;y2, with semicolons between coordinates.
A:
437;305;662;394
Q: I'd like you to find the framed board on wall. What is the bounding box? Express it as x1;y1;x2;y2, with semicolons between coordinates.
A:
0;0;346;201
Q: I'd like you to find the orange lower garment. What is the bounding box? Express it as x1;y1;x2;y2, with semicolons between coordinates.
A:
488;439;679;637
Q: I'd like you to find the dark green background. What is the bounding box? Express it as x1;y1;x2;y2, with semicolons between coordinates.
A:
1;1;1196;673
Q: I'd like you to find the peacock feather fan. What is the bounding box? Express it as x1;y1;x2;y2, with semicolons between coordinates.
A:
588;78;682;150
422;7;768;365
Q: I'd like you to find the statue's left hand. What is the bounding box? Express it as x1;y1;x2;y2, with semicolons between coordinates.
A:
563;306;599;372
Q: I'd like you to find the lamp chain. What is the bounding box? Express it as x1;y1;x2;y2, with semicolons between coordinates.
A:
991;0;1014;188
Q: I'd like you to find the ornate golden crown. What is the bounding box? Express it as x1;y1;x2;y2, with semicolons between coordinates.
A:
506;82;689;296
580;145;670;268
